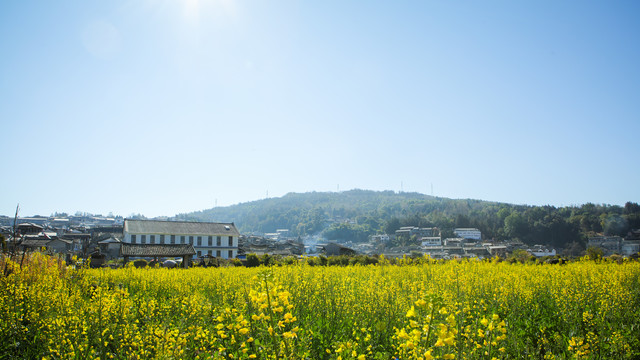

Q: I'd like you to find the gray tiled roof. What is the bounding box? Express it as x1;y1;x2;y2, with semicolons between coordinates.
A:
124;220;240;236
20;239;51;248
120;243;196;257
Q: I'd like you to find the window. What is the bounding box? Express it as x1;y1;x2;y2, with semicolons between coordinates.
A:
208;250;212;256
208;236;213;246
197;236;202;246
228;250;233;258
181;236;185;244
217;236;221;246
197;251;202;258
228;236;233;246
189;236;194;245
141;235;146;244
160;235;165;244
216;250;221;257
131;235;136;244
150;235;155;244
171;235;176;244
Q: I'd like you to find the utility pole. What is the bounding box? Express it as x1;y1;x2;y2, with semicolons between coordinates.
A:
12;204;19;254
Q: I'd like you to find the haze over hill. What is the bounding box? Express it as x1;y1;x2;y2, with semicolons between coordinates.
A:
174;190;640;249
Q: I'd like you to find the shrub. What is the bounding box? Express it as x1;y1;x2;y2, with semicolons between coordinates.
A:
132;259;148;268
245;254;261;267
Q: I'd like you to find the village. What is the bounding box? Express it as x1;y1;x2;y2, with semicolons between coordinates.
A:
2;212;639;267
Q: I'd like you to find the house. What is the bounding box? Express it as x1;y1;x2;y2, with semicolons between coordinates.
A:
526;245;557;257
621;241;639;256
19;235;75;255
17;223;44;235
319;242;356;256
443;238;465;247
421;237;442;247
17;217;48;226
486;245;508;257
123;219;240;259
370;234;390;242
454;228;482;240
588;236;623;256
395;227;439;239
98;237;122;260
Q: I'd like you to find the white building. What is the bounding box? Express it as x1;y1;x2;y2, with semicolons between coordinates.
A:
371;234;390;242
123;219;240;259
527;245;556;257
454;228;482;240
421;237;442;246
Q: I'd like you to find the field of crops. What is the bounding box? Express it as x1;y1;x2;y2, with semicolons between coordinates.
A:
2;253;640;359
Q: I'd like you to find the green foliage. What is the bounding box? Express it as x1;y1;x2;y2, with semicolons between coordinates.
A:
323;222;370;243
132;259;148;268
245;254;261;267
586;246;605;261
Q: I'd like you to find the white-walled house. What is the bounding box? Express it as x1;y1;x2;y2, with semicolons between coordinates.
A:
123;219;240;259
421;237;442;246
454;228;482;240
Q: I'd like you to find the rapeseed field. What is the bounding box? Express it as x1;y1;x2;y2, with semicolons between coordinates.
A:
1;253;639;359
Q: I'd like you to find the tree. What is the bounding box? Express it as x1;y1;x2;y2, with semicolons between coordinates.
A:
585;246;604;260
603;215;628;236
504;212;527;240
624;202;640;215
509;249;531;263
385;217;401;235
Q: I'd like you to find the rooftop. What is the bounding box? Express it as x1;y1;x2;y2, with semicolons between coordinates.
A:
124;219;240;236
120;243;196;257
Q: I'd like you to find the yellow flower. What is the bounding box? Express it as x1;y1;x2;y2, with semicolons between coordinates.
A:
444;336;455;346
480;317;489;327
406;306;416;318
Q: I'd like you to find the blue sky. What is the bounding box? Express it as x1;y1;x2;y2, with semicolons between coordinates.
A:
1;1;639;218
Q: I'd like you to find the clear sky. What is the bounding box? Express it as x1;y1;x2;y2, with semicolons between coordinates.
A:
1;1;639;218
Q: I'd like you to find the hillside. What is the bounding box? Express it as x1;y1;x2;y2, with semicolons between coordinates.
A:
174;190;640;248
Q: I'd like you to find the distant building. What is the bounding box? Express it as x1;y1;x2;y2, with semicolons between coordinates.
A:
17;223;44;235
123;219;240;259
421;237;442;247
319;242;356;256
527;245;557;257
371;234;390;242
588;236;623;256
454;228;482;240
98;237;122;260
444;238;465;247
395;227;439;239
622;241;640;256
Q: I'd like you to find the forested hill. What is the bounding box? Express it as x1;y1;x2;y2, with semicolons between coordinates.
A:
174;190;640;248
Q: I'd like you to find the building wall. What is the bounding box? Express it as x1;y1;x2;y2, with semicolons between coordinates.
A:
46;240;69;254
454;228;482;240
123;232;238;259
421;237;442;246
